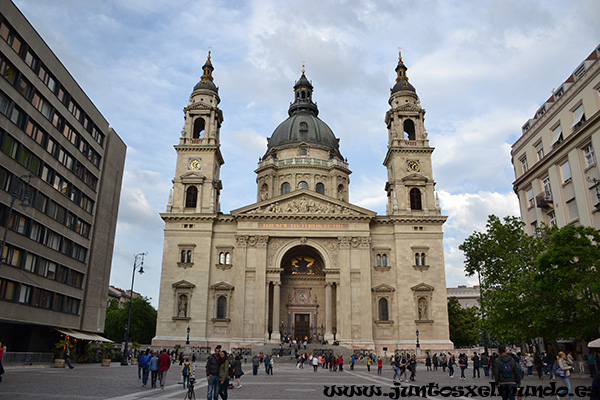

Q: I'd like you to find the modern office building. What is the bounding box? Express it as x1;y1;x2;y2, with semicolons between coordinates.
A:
0;1;125;351
153;51;452;354
511;44;600;234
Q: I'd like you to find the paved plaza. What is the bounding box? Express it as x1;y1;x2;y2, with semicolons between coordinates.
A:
0;360;595;399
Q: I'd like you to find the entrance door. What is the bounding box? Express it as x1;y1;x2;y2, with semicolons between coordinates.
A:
294;314;310;340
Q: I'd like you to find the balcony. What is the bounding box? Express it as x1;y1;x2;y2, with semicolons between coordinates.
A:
536;191;553;208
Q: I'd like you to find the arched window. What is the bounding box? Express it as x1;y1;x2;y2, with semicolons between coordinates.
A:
185;186;198;208
316;182;325;194
219;252;225;265
193;118;205;139
403;119;415;140
281;182;291;195
298;181;308;189
216;295;227;319
382;254;387;267
410;188;422;210
378;298;389;321
225;252;231;265
376;254;381;267
186;250;192;263
415;253;420;266
180;250;186;263
421;253;426;266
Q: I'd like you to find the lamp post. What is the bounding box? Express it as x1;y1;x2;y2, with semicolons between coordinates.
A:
416;329;421;352
477;269;489;355
120;252;146;366
1;174;33;270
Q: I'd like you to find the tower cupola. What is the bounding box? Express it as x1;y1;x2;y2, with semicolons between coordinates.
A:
390;50;416;95
193;49;218;94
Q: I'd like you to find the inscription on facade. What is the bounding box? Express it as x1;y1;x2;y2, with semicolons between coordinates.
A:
259;223;348;229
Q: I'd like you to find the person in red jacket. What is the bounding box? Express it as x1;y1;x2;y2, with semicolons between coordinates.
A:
157;349;171;389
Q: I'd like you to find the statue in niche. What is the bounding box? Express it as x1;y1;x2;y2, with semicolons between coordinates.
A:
178;294;188;317
418;297;428;320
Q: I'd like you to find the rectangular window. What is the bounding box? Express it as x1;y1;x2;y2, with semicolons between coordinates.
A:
24;253;37;273
25;120;45;145
0;279;16;301
18;284;32;304
46;261;57;280
542;176;552;196
33;192;48;212
560;161;572;183
567;199;579;222
520;156;528;174
548;211;557;227
571;104;586;129
24;49;38;70
2;134;18;159
45;231;61;251
0;91;9;115
527;188;535;208
52;294;64;312
583;144;596;168
29;221;44;242
0;58;16;85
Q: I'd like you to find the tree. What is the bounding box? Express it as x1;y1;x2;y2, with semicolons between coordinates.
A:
447;297;480;348
104;297;157;344
459;215;547;343
535;225;600;341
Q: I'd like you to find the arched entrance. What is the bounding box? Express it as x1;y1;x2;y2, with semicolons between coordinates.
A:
278;245;326;343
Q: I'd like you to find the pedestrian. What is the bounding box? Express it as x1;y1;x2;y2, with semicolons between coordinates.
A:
525;353;534;375
408;354;417;381
533;352;543;380
556;351;574;400
264;355;271;374
218;350;230;400
589;352;598;378
137;350;144;378
448;354;455;378
269;356;274;375
366;356;371;372
351;354;355;370
140;349;151;387
433;353;439;371
252;354;260;375
182;357;192;389
377;357;383;375
392;355;401;383
0;341;5;382
472;352;480;378
192;352;196;363
400;355;408;381
338;355;343;372
493;345;521;400
149;351;159;388
157;349;170;389
458;353;467;380
590;369;600;400
64;346;75;369
543;350;555;379
425;354;432;371
479;352;488;377
206;345;221;400
230;354;244;388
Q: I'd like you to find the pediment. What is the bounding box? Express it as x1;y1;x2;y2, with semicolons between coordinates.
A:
180;171;206;180
401;173;428;183
231;189;376;218
372;283;396;293
210;281;234;291
172;280;196;289
411;283;434;292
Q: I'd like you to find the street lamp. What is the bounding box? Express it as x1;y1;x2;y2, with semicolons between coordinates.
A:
1;174;33;270
186;325;190;346
416;329;420;349
120;252;146;366
477;269;489;355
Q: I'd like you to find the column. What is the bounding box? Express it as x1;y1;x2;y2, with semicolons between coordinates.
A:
325;282;333;341
271;282;281;343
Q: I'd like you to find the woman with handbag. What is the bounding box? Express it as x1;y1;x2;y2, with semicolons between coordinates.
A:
556;351;573;400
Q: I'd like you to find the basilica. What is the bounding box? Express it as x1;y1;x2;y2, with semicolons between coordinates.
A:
152;51;452;353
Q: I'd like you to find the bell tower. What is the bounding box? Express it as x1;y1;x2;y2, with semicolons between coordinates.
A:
383;50;441;216
168;50;224;214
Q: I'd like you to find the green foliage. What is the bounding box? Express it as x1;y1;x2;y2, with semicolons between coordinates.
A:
104;296;157;344
447;297;480;347
85;342;99;363
460;215;600;344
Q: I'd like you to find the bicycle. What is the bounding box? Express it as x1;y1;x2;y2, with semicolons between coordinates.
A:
184;377;196;400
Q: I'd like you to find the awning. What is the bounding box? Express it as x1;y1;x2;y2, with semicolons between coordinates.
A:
588;338;600;348
54;328;113;343
571;104;585;128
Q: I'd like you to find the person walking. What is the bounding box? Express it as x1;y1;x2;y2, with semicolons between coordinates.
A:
140;349;151;387
264;355;271;375
377;357;383;375
448;354;455;378
392;356;402;383
493;345;521;400
149;351;159;388
533;352;544;380
425;354;432;371
157;349;171;389
181;357;192;389
231;354;244;388
433;353;439;371
206;345;222;400
218;350;230;400
351;354;355;370
64;346;75;369
268;356;274;375
0;341;5;382
408;354;417;381
556;351;574;400
366;356;371;372
472;352;480;378
252;354;260;375
588;352;597;378
137;350;144;378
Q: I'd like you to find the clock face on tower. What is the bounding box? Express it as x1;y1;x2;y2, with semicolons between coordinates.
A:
189;158;202;170
407;160;419;172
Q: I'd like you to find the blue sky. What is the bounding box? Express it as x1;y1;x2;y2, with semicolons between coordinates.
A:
12;0;600;307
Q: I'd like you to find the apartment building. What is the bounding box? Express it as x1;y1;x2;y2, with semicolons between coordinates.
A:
512;44;600;234
0;1;125;351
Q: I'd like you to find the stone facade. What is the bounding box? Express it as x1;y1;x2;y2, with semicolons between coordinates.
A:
153;52;453;354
